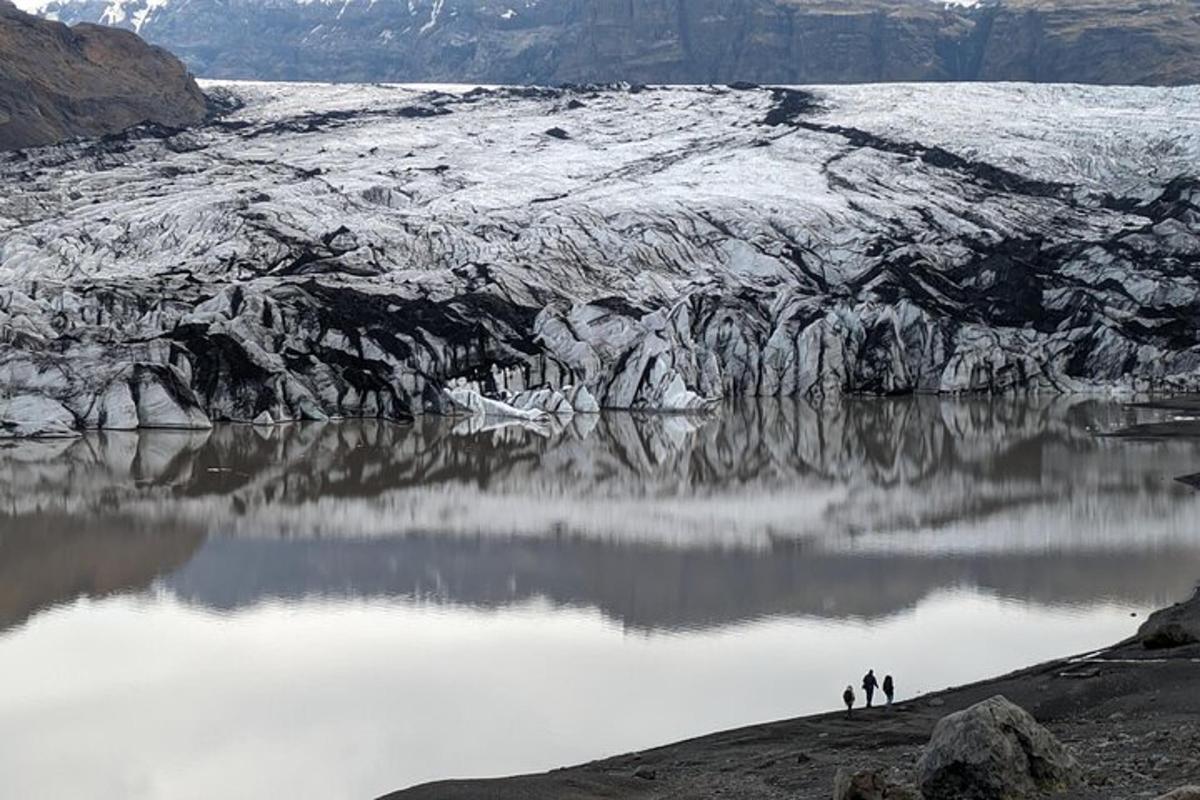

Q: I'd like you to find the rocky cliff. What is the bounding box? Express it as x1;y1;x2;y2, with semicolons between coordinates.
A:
1;81;1199;436
33;0;1200;86
0;0;206;150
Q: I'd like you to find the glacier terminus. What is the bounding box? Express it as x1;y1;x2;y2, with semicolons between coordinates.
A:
2;80;1199;436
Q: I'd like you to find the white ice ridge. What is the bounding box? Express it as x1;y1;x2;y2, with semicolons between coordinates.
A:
1;81;1199;435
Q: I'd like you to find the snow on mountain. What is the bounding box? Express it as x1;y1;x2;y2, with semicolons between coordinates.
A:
30;0;1200;86
1;81;1199;436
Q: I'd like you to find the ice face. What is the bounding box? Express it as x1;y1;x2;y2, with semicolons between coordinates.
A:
1;81;1199;435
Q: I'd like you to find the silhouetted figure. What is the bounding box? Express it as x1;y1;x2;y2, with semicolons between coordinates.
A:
843;685;855;719
862;669;879;708
883;674;895;707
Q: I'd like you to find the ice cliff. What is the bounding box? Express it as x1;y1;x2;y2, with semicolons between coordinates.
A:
1;81;1199;434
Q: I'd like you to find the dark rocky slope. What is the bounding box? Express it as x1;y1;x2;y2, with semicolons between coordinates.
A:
0;0;205;150
35;0;1200;86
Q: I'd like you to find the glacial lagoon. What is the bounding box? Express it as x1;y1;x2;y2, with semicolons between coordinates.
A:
1;397;1198;799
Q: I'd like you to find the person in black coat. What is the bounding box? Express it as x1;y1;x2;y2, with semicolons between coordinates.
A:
862;669;879;708
883;674;895;708
842;685;855;719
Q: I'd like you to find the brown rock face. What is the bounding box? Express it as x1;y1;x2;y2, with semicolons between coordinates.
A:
551;0;940;84
0;0;206;150
978;0;1200;86
555;0;1200;85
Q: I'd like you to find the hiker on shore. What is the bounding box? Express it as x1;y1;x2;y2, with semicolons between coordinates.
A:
842;685;855;718
862;669;879;708
883;674;895;708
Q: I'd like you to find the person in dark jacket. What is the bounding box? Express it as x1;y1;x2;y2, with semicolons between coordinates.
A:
862;669;879;708
842;685;855;719
883;674;895;708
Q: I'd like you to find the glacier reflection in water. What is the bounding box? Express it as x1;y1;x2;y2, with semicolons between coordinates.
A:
0;397;1197;799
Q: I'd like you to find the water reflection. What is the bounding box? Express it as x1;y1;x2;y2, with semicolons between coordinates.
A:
1;396;1198;635
3;397;1200;799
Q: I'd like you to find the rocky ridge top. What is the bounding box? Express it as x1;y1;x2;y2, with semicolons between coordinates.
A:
0;0;206;150
33;0;1200;86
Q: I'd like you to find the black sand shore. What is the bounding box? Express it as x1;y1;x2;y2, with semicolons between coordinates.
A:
382;591;1200;800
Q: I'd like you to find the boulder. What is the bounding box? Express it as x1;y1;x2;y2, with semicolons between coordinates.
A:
1139;588;1200;649
917;695;1081;800
833;768;920;800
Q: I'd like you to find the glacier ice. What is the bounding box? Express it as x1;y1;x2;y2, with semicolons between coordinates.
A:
0;81;1198;434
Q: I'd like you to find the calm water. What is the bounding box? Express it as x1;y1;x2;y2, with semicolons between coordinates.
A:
1;397;1198;799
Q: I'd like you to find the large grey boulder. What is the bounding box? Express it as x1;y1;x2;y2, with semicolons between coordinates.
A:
917;696;1081;800
1139;587;1200;649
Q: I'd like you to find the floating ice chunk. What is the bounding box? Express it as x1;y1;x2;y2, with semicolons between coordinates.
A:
444;387;552;422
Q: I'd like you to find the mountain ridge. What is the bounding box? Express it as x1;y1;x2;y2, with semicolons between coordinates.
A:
31;0;1200;85
0;0;206;149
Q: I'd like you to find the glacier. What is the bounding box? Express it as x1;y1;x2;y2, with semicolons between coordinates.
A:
1;81;1199;435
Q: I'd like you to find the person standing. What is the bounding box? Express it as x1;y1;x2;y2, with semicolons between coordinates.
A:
843;685;855;719
883;674;895;708
862;669;879;708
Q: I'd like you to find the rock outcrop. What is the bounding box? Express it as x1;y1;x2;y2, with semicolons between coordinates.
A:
0;0;206;150
34;0;1200;86
1138;587;1200;649
2;81;1200;434
917;696;1081;800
